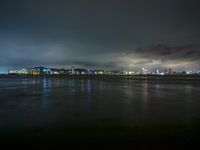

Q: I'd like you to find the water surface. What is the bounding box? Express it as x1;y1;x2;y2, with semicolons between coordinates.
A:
0;76;200;148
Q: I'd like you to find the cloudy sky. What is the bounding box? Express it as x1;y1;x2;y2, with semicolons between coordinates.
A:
0;0;200;73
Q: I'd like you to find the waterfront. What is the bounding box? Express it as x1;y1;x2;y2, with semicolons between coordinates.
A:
0;76;200;148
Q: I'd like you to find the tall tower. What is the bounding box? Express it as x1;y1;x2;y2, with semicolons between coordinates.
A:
71;66;75;74
169;68;172;74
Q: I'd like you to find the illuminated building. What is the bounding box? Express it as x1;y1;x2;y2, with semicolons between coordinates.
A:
8;68;28;74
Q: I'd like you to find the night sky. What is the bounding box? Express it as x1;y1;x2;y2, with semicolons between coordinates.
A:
0;0;200;73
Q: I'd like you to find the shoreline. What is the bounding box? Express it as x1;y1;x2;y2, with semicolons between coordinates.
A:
1;74;200;81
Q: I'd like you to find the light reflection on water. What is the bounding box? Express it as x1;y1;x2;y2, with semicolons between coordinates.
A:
0;77;200;129
42;78;51;110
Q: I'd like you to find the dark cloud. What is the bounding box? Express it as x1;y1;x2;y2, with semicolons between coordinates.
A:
0;0;200;72
131;44;200;60
111;44;200;70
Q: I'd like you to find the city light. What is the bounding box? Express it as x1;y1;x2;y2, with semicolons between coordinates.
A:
6;66;200;76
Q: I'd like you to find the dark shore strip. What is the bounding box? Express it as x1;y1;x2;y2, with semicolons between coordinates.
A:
1;74;200;81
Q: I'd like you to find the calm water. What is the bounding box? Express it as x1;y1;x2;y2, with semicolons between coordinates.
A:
0;76;200;147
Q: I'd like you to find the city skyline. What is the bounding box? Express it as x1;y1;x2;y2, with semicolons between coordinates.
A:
6;65;200;75
0;0;200;73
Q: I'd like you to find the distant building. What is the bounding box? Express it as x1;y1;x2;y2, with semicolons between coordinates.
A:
27;67;49;75
93;70;104;75
169;68;172;74
9;66;75;75
142;68;150;75
154;69;160;75
8;68;28;75
74;68;88;74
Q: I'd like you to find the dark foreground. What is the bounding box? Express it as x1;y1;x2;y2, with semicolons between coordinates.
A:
0;76;200;149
